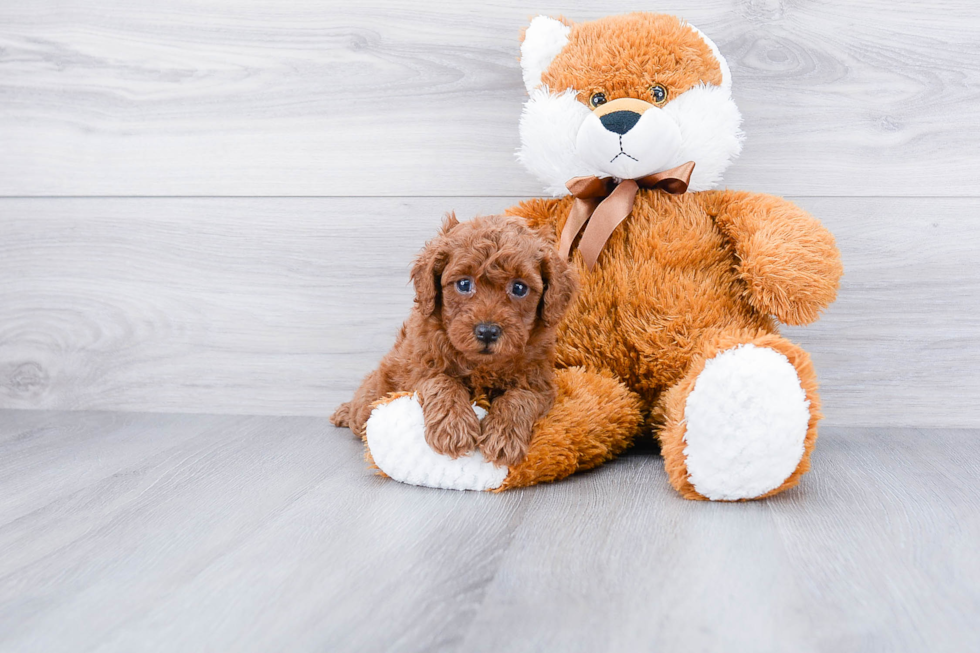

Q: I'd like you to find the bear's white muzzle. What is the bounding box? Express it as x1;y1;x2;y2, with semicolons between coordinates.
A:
576;99;683;180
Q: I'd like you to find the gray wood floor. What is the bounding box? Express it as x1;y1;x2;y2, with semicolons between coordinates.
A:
1;410;978;653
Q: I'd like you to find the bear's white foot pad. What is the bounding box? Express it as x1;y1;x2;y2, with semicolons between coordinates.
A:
683;344;810;500
365;394;508;491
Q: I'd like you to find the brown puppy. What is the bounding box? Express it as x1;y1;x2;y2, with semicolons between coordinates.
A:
331;213;577;466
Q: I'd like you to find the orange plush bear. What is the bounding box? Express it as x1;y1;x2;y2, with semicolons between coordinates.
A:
359;12;842;501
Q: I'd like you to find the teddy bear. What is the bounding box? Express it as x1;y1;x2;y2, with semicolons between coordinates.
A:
357;12;843;501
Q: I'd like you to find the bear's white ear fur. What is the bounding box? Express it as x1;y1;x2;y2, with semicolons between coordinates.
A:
521;16;571;92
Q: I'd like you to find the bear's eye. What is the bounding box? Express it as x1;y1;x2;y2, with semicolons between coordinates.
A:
455;278;474;295
589;92;607;108
650;84;668;105
509;281;529;298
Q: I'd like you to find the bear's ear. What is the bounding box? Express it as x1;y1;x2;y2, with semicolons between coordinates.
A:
688;24;732;93
520;16;572;93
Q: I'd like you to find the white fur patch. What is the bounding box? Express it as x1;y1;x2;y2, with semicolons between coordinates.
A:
518;87;601;196
682;344;810;501
521;16;571;92
365;395;507;491
661;84;743;191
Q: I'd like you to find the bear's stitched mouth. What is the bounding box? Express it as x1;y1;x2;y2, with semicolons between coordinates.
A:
609;135;639;164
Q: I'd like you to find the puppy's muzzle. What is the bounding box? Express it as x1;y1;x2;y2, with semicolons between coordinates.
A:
474;322;502;346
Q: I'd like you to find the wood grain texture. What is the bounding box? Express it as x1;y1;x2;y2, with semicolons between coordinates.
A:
1;411;978;652
1;1;978;196
1;196;977;426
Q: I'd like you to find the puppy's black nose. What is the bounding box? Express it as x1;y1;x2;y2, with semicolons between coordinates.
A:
474;322;502;345
600;110;642;135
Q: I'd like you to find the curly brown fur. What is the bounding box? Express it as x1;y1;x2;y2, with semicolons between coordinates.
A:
330;213;577;467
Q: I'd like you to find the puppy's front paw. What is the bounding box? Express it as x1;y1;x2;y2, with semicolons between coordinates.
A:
329;402;350;428
479;413;532;467
423;401;481;458
344;401;379;440
330;401;373;439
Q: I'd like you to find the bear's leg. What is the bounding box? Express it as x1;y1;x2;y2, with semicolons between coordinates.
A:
360;367;643;491
656;330;821;501
361;392;506;491
496;367;643;490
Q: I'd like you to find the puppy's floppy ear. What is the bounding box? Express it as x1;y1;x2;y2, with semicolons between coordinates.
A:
538;244;577;327
411;213;457;317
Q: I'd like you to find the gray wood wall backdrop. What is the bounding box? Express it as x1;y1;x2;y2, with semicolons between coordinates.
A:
1;0;978;426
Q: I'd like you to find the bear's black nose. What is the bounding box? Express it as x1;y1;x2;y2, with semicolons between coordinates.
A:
474;323;502;345
600;110;642;135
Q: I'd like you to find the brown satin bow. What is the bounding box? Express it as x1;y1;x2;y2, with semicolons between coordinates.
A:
558;161;696;270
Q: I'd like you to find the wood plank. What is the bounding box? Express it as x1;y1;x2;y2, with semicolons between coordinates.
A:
460;427;980;653
1;411;978;651
782;196;980;428
0;411;238;525
0;411;528;652
1;1;978;196
0;196;976;426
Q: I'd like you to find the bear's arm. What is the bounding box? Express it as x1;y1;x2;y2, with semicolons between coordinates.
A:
705;190;843;326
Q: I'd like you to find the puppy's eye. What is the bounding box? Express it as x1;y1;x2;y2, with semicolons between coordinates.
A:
650;84;668;105
509;281;529;298
454;278;474;295
590;92;607;108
